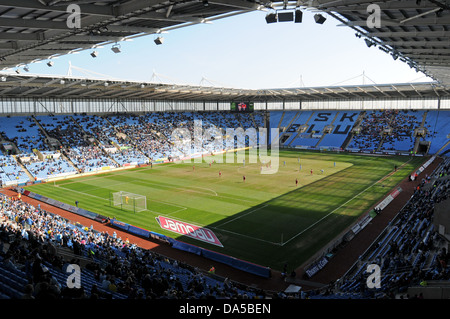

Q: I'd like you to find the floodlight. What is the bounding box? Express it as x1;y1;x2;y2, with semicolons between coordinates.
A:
294;9;303;23
47;61;54;67
314;13;326;24
365;38;375;48
265;12;277;23
111;44;121;53
278;12;294;22
90;50;99;58
154;37;164;45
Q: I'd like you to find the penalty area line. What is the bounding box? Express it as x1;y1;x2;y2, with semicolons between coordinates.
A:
280;158;413;246
211;204;283;246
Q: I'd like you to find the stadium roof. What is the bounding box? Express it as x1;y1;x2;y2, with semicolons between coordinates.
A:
0;0;449;90
0;73;449;101
318;0;450;87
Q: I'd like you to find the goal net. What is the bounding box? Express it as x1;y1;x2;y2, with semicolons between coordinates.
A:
112;191;147;212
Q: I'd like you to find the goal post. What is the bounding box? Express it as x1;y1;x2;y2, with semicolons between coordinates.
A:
112;191;147;213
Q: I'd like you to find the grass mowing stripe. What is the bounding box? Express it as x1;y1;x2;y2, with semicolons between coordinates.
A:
281;159;411;246
24;150;426;271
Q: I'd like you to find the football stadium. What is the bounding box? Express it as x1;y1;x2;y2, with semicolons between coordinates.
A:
0;0;449;306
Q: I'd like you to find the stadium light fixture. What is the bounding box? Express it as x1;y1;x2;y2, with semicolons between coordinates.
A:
294;9;303;23
90;50;99;58
23;65;30;72
154;37;164;45
278;11;294;22
314;13;326;24
111;43;121;53
365;38;375;48
47;60;54;67
265;12;277;23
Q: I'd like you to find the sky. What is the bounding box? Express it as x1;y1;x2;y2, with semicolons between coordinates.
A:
8;9;432;89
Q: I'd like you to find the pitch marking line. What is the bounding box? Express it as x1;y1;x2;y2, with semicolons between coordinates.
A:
280;158;413;246
214;204;269;228
54;185;188;216
210;204;285;245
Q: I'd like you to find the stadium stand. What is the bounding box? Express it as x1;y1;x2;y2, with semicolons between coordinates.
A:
306;157;450;299
0;110;449;300
3;110;449;188
0;155;29;185
421;110;450;155
0;194;263;299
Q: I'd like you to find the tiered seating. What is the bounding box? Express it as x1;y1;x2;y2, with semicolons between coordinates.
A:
0;255;28;299
347;110;395;151
0;116;77;182
0;116;46;153
24;154;77;180
66;146;117;173
278;111;300;131
123;113;177;160
422;110;450;154
290;111;338;148
318;111;360;149
280;111;313;145
0;155;29;184
0;194;263;299
43;115;117;172
334;159;450;297
379;110;425;152
74;114;149;165
193;112;225;153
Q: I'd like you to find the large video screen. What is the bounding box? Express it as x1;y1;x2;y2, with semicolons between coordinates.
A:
230;102;254;112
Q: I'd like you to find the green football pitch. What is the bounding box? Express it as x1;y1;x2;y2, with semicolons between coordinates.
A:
24;149;426;271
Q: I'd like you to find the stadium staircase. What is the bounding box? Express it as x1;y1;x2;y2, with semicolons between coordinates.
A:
0;135;20;155
69;115;121;167
277;111;286;129
435;139;450;156
412;111;429;154
13;155;34;182
220;112;232;128
286;111;312;147
313;112;340;149
341;111;366;150
282;111;300;132
31;115;81;172
375;111;396;152
250;113;258;129
104;115;151;162
235;113;244;129
30;115;52;146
